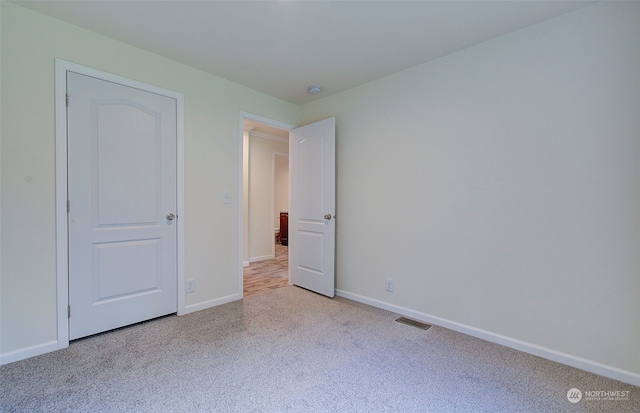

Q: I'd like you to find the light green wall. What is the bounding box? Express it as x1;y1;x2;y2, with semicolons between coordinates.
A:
274;155;289;230
301;1;640;376
0;2;299;354
0;0;3;356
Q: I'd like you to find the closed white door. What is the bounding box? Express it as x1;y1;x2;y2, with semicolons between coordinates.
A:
67;72;177;340
289;118;336;297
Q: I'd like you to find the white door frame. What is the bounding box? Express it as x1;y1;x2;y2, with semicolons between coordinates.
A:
238;112;295;296
55;59;185;350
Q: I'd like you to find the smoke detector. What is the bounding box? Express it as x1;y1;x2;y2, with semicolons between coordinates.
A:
307;85;323;95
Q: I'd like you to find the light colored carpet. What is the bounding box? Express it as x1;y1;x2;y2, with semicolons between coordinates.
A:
1;286;638;412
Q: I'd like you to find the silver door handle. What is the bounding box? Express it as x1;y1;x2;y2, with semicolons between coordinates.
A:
324;214;333;220
166;213;176;221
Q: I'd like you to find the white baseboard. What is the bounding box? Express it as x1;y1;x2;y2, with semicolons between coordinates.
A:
4;294;243;364
335;289;640;387
243;261;250;268
249;254;275;263
0;340;66;366
181;293;242;315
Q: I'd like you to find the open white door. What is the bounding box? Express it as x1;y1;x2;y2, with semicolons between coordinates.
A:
289;118;335;297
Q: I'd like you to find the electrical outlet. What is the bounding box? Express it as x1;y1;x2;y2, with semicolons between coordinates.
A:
186;279;195;293
385;278;394;292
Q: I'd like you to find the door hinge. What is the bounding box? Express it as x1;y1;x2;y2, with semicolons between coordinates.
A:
67;305;71;318
67;200;70;213
66;93;69;108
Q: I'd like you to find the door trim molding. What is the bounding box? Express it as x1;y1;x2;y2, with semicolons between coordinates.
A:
238;112;294;297
55;59;185;350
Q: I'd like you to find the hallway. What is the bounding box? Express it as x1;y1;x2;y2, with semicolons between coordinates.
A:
243;243;288;297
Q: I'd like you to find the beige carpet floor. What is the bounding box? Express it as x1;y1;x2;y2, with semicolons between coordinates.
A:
1;286;638;412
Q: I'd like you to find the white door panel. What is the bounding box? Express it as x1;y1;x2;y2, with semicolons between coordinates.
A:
68;72;177;340
96;103;160;224
93;239;160;300
289;118;335;297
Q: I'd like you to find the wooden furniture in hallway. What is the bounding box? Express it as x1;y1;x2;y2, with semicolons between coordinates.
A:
279;212;288;246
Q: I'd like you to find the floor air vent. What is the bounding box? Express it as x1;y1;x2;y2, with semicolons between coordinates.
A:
395;317;431;330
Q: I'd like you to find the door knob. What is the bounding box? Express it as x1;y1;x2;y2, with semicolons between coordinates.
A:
324;214;332;220
166;213;176;221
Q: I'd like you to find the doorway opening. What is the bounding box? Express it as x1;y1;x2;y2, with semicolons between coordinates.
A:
241;116;292;297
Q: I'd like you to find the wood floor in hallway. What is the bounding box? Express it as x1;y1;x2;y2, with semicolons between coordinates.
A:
243;242;289;297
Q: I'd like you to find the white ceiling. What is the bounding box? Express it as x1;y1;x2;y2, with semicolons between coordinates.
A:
14;0;596;105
